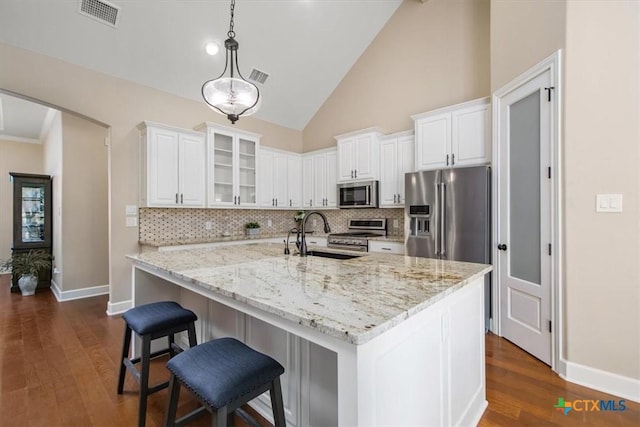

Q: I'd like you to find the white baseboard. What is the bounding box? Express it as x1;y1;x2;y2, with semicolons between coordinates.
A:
561;358;640;403
51;279;109;302
107;299;132;316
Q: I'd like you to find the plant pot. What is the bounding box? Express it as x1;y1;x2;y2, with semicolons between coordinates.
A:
246;228;261;236
18;274;38;296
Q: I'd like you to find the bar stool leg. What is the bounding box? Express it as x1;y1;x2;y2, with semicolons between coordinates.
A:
214;406;228;427
164;374;181;427
188;323;197;348
117;325;132;394
138;334;152;427
270;377;286;427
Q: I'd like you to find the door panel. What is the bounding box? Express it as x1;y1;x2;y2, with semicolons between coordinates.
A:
498;70;552;365
404;170;440;258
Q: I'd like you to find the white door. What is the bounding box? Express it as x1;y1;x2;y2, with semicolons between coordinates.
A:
336;137;355;181
258;149;274;207
178;133;205;206
324;151;337;207
273;152;288;208
498;70;553;365
353;133;376;179
301;156;314;208
148;127;179;206
379;138;398;206
312;155;326;208
287;155;302;208
415;112;451;171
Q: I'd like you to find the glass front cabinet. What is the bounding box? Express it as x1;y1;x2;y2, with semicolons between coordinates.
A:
10;173;53;292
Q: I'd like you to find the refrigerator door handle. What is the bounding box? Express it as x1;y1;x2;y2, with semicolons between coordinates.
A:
434;182;440;255
440;182;446;256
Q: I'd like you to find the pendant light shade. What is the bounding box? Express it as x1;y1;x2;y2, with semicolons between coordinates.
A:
202;0;260;124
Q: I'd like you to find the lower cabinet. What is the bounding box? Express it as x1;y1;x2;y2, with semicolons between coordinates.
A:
368;241;404;255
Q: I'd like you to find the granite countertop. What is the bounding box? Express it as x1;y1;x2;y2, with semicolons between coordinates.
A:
127;243;491;345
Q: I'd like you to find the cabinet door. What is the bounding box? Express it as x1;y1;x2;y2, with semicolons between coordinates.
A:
237;136;258;206
209;130;235;206
258;150;275;207
415;112;451;171
379;138;398;206
302;156;314;208
324;151;337;207
353;133;378;180
287;155;302;208
272;152;288;208
396;135;415;204
312;155;326;208
336;137;355;182
451;104;490;167
178;133;205;206
148;127;180;206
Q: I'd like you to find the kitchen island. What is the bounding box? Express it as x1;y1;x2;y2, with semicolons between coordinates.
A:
128;242;491;426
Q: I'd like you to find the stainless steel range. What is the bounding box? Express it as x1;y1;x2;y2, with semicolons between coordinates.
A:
327;219;387;252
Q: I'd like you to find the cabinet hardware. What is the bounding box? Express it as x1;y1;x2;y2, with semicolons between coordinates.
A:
234;196;237;205
548;167;551;179
175;193;179;204
290;200;292;207
497;243;507;251
354;170;357;178
544;86;555;102
548;243;552;256
548;320;552;333
446;154;449;166
238;196;240;204
275;198;278;207
309;199;312;206
451;154;455;165
394;194;397;203
351;170;354;179
381;247;391;251
180;194;183;204
272;198;275;206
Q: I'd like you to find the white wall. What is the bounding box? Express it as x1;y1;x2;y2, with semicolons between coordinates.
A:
42;111;63;287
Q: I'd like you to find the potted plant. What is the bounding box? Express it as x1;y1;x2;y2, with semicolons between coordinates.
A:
1;249;52;296
245;222;261;236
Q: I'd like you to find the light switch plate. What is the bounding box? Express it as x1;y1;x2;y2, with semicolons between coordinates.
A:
125;205;138;215
596;194;623;213
126;216;138;227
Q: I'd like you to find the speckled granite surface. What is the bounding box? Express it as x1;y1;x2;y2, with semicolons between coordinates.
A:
127;243;491;345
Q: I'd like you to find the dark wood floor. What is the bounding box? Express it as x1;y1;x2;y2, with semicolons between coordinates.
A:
1;281;638;426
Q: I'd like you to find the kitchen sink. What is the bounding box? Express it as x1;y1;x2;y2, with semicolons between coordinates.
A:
306;250;361;260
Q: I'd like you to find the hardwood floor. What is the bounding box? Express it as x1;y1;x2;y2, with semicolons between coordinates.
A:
0;283;638;426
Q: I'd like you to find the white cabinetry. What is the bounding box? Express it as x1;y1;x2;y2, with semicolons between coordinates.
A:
368;240;404;255
258;147;302;209
379;131;414;207
335;128;383;182
302;148;337;208
196;123;260;208
413;97;490;171
138;122;206;207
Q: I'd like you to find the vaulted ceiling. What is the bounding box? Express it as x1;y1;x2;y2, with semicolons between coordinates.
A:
0;0;403;138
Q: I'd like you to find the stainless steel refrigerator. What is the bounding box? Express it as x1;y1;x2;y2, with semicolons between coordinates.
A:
404;165;491;328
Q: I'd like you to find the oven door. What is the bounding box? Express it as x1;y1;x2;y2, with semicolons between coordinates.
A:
338;181;378;208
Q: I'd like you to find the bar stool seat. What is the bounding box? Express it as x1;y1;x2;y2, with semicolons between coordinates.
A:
118;301;198;427
164;337;286;427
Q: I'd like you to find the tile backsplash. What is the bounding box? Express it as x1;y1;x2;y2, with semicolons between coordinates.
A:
139;207;404;246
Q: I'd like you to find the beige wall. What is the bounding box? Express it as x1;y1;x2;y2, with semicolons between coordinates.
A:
563;0;639;379
0;139;44;262
0;42;302;303
59;113;109;291
490;0;566;91
42;111;63;286
303;0;490;151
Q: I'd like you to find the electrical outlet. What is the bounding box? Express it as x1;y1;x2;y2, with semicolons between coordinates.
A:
126;217;138;227
596;194;623;212
393;219;399;228
267;219;272;227
125;205;138;215
205;221;213;230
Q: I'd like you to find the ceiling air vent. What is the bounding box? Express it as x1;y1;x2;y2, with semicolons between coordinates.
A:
248;68;269;85
79;0;120;28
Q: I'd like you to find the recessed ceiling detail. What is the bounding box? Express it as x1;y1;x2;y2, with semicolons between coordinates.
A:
79;0;120;28
248;68;269;85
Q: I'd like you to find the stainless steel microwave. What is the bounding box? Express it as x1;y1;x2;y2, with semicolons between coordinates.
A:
338;180;379;208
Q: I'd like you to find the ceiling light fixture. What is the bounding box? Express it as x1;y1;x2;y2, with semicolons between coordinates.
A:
201;0;260;124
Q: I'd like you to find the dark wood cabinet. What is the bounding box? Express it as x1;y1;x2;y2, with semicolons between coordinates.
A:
9;173;53;292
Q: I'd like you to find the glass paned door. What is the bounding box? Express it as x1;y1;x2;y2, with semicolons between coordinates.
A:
21;184;47;244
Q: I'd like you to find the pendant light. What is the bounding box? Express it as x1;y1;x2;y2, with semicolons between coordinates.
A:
202;0;260;124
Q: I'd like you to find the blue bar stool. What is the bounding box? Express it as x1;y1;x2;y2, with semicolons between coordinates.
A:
164;337;286;427
117;301;198;427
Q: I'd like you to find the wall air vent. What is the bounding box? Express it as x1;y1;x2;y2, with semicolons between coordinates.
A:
79;0;120;28
248;68;269;85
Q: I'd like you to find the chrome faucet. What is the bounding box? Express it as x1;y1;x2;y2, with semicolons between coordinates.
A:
298;211;331;257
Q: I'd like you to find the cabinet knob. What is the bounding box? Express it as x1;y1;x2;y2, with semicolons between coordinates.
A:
497;243;508;251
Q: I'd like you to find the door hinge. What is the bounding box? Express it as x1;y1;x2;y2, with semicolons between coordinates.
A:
548;166;551;179
548;243;552;255
544;86;555;102
548;320;552;333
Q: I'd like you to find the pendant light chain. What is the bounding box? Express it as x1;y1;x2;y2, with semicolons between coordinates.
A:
228;0;235;38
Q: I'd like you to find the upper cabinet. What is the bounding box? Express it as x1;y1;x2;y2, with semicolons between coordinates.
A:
335;128;383;182
258;147;302;209
379;131;414;207
196;123;260;208
138;122;206;208
302;148;337;208
412;98;490;171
